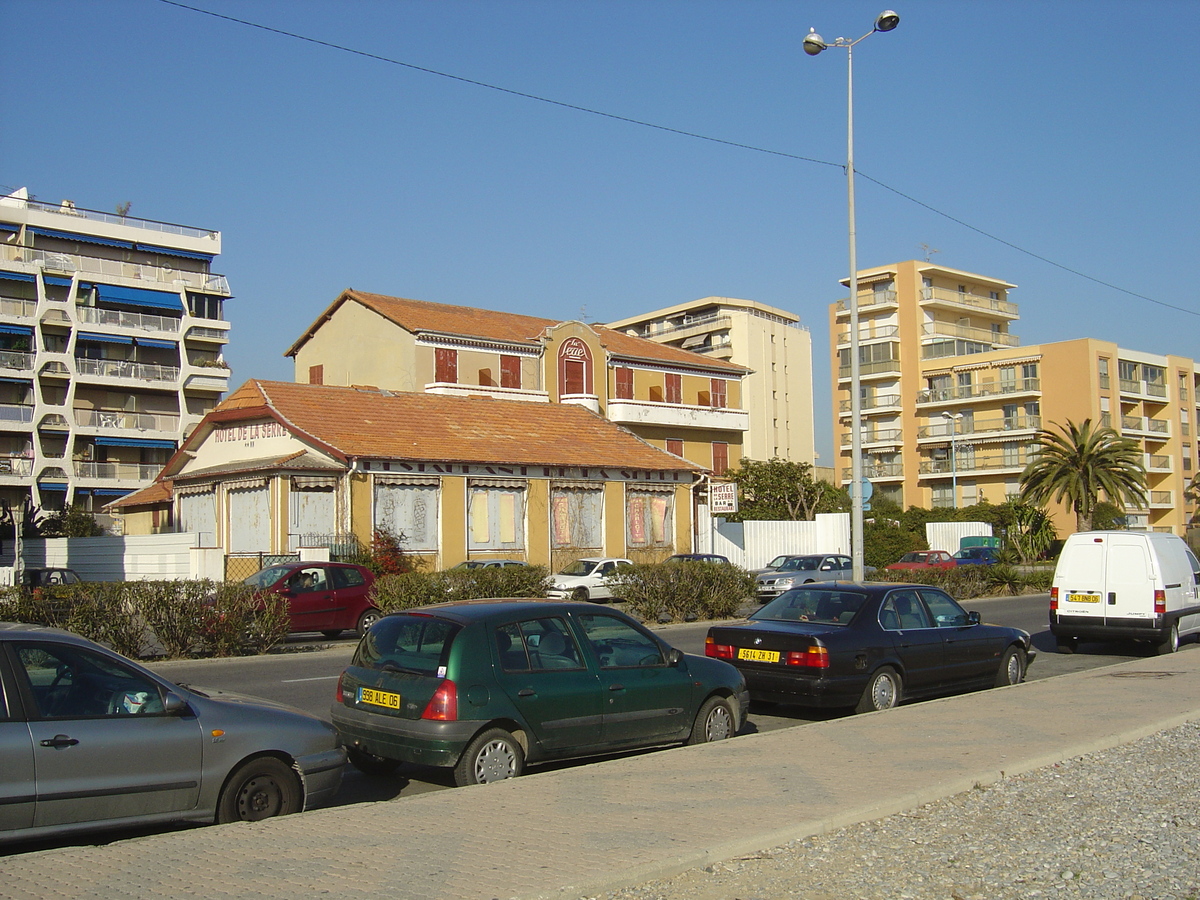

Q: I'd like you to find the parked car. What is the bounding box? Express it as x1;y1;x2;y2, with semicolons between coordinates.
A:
19;568;83;588
953;547;1001;566
705;582;1034;713
1051;530;1200;655
545;557;632;602
332;599;748;785
755;554;853;602
243;561;379;638
0;622;344;844
885;550;957;571
450;559;528;570
665;553;730;564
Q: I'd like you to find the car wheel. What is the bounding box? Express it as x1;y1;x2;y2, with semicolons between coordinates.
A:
355;608;381;637
321;629;343;639
454;728;525;786
1056;636;1078;654
348;746;401;777
994;646;1027;687
1156;622;1180;656
571;587;590;603
216;757;302;824
855;667;901;714
687;695;736;745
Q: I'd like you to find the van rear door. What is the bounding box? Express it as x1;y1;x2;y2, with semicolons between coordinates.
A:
1055;538;1107;623
1102;535;1157;623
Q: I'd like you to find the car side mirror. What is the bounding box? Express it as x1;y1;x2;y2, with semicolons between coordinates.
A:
967;611;981;626
163;692;190;716
667;647;684;667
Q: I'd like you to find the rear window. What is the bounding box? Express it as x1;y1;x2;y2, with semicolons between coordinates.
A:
354;615;462;676
753;589;866;625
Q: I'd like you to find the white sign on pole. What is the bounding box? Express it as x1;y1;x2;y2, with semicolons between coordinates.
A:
709;482;739;515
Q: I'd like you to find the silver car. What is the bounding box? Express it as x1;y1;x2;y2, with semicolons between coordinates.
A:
754;554;854;602
0;623;345;844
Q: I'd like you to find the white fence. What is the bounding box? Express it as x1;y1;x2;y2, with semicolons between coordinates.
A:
0;533;223;581
695;509;851;570
925;522;993;554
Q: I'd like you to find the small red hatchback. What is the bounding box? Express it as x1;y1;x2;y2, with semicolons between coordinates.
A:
244;562;379;638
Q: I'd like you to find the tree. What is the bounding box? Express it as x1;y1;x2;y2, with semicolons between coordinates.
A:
1185;472;1200;525
1019;419;1147;533
37;505;105;538
721;458;847;522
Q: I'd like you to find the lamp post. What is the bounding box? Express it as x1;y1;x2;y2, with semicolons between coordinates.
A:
941;410;963;508
804;10;899;582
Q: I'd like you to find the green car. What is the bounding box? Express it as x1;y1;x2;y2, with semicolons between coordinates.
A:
331;599;748;786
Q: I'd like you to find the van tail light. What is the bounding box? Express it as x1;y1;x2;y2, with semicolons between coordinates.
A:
705;636;734;660
785;646;830;669
422;679;458;721
1154;590;1166;615
1049;587;1058;611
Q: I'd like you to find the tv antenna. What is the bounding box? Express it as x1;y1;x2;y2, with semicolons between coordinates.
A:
919;243;940;262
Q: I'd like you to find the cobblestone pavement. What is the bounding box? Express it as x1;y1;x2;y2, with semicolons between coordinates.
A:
591;721;1200;900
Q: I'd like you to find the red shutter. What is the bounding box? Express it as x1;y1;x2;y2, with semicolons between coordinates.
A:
666;373;682;404
436;348;458;383
616;367;633;399
711;442;729;474
711;378;727;409
309;365;323;385
666;439;684;457
564;360;585;395
500;355;521;389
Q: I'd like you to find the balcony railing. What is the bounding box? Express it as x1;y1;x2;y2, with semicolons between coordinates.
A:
839;393;902;413
76;305;181;334
918;415;1041;439
0;403;34;424
0;351;34;372
3;247;230;295
1149;491;1173;507
0;295;37;319
919;286;1018;316
842;462;903;480
921;322;1019;347
75;408;180;433
73;461;163;481
835;290;900;314
1122;415;1170;437
642;314;732;338
186;325;230;342
75;358;179;383
0;455;33;476
12;197;219;240
838;359;902;379
916;379;1041;404
840;428;903;447
1147;454;1172;471
920;455;1032;475
1119;377;1168;399
836;324;900;345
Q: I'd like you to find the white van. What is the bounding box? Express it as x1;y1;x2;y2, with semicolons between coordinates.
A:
1050;531;1200;654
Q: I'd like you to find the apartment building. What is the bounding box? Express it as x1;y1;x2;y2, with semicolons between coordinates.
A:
829;260;1199;537
0;187;231;517
285;290;750;474
607;297;815;465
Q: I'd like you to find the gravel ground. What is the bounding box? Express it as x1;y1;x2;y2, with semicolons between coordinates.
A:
585;721;1200;900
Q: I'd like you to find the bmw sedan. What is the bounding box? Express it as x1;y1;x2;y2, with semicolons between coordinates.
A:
705;583;1034;714
0;623;345;845
332;599;748;786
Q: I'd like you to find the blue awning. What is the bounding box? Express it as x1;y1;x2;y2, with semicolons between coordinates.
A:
38;483;68;491
134;338;177;350
0;325;34;336
0;271;36;283
29;227;134;249
78;331;134;345
42;275;73;287
91;488;133;497
0;376;32;384
95;283;184;312
94;437;177;450
136;243;214;262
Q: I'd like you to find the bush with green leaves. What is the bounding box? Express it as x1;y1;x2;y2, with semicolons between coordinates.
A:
0;582;149;659
610;561;755;624
371;565;551;613
863;521;927;570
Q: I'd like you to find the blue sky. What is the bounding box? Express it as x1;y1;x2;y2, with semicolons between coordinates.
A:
4;0;1198;464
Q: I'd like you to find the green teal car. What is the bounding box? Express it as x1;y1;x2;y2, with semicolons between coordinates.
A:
331;599;748;786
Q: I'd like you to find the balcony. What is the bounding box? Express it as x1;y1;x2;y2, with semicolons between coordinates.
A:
839;394;902;416
838;359;902;380
917;415;1041;440
642;314;732;339
0;295;37;320
0;455;33;477
840;428;903;448
185;323;231;343
75;408;181;434
1119;378;1168;400
835;290;898;315
919;286;1018;318
920;322;1019;347
841;461;903;481
1146;454;1172;473
1149;490;1173;508
1121;415;1170;439
76;305;181;335
2;246;230;295
0;403;34;427
836;324;899;346
919;455;1032;476
75;358;179;384
73;460;163;482
916;379;1041;405
607;399;749;432
0;350;34;374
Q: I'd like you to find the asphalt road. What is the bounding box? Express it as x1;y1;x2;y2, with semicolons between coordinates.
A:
141;591;1149;807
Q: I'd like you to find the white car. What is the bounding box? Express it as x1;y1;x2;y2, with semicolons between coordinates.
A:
546;557;632;602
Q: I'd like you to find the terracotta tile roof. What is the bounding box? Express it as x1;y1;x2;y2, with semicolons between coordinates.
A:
106;479;172;509
288;290;745;374
216;380;703;472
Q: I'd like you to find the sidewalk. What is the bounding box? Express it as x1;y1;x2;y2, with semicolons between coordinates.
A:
4;649;1199;900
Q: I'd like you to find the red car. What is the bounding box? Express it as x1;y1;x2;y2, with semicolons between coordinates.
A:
244;562;379;638
885;550;957;571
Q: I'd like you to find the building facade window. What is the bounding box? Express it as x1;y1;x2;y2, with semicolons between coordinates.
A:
468;482;526;551
615;367;633;400
1098;357;1110;390
710;378;727;409
711;441;729;475
435;347;458;384
665;373;682;404
557;338;593;396
308;365;323;385
666;438;683;457
500;355;521;389
374;479;439;552
626;489;673;549
550;485;603;550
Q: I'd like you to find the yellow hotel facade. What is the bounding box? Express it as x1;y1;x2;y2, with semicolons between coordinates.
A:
828;260;1200;537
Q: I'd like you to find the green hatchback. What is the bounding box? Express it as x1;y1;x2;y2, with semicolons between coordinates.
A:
331;599;748;786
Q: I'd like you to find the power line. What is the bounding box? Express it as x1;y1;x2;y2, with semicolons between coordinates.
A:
155;0;1195;320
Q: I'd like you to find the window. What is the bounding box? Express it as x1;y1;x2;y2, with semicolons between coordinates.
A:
469;483;526;551
374;480;439;552
1098;357;1110;389
665;373;682;404
879;590;931;630
999;367;1016;392
615;367;633;400
550;485;603;549
497;618;584;672
711;442;729;475
666;438;683;457
500;355;521;389
563;360;586;394
308;365;323;385
435;347;457;384
626;489;673;548
710;379;727;409
16;643;166;718
919;590;971;627
285;566;329;594
931;484;953;508
576;613;665;669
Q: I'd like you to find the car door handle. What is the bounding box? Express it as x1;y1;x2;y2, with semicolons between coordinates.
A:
517;689;535;697
608;683;625;691
40;734;79;748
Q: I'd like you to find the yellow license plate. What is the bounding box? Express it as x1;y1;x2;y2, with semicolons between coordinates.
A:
737;648;780;663
1066;593;1100;604
358;687;401;709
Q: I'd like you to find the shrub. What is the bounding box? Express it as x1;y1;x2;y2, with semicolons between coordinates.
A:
863;522;926;570
0;582;150;659
370;565;552;614
370;572;451;613
612;562;755;624
197;582;290;657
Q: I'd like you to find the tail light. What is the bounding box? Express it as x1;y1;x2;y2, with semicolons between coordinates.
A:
785;646;830;669
1154;590;1166;615
1049;586;1058;611
705;636;734;660
336;672;350;705
422;679;458;721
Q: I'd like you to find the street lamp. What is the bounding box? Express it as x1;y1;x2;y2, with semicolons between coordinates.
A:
805;10;899;582
941;411;963;508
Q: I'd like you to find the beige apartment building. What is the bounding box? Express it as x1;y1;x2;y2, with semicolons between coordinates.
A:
829;260;1200;537
607;297;815;465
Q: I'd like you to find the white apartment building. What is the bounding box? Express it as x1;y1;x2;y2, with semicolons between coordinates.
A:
0;187;231;518
606;297;815;466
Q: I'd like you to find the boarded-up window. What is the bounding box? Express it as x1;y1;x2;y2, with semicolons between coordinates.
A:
563;360;585;395
710;379;727;409
178;487;216;547
435;347;458;384
666;439;684;457
615;367;633;400
289;479;336;551
228;482;270;553
665;373;682;404
550;485;603;549
468;482;526;551
500;355;521;389
626;488;673;549
374;480;439;552
711;442;729;475
309;365;323;385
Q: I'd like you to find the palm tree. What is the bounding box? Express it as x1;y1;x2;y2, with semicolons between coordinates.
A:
1019;418;1147;533
1185;471;1200;524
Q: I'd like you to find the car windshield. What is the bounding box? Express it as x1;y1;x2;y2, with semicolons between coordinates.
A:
243;565;297;588
355;615;463;676
559;561;598;576
899;553;924;563
765;556;789;569
753;588;867;626
784;557;820;571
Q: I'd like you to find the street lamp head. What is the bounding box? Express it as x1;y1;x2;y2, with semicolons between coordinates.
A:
874;10;900;32
802;28;827;55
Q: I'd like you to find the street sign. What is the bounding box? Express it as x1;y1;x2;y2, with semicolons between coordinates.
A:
709;482;739;515
861;478;873;512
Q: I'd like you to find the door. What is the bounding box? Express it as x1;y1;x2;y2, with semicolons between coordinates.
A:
879;589;945;694
0;655;34;833
14;641;202;828
1103;536;1155;622
280;565;337;632
920;589;995;685
329;565;373;631
492;618;603;752
572;611;692;745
